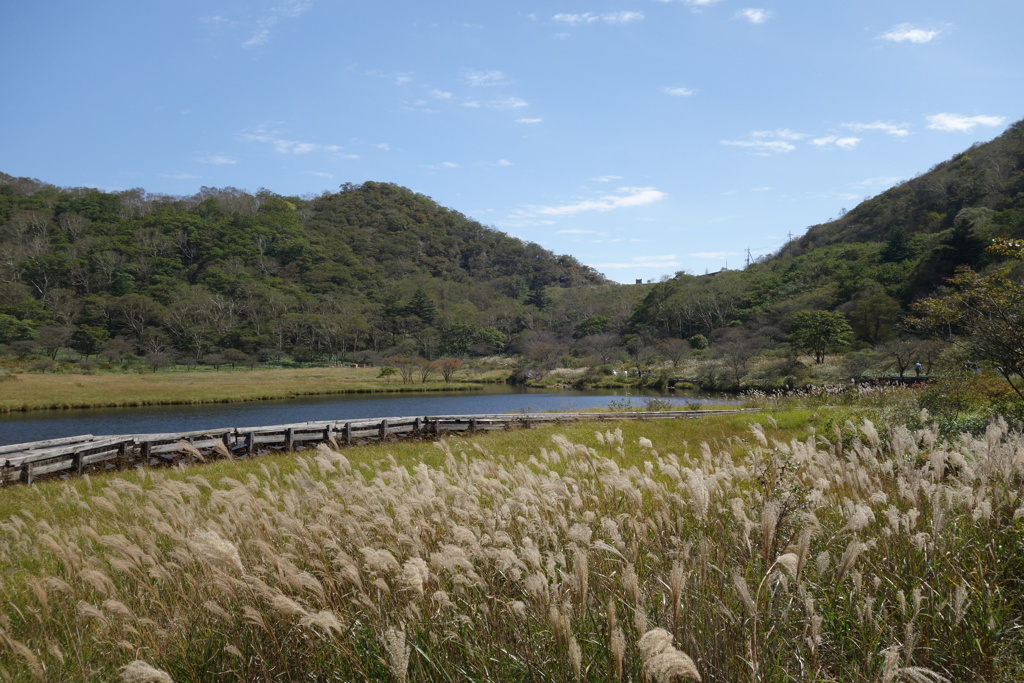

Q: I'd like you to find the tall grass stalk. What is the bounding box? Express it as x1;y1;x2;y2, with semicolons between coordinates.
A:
1;414;1023;680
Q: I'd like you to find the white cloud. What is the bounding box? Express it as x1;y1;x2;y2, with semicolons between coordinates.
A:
925;113;1006;132
496;159;513;166
605;11;644;23
465;69;509;87
431;89;454;99
242;0;314;48
534;186;666;216
722;128;805;154
595;255;681;270
441;161;459;168
811;135;860;149
663;86;694;97
516;117;543;124
240;124;347;156
590;175;623;183
197;154;236;165
851;176;901;190
879;24;940;44
842;121;910;137
553;11;644;25
491;96;529;110
691;251;739;259
737;8;771;24
309;171;334;178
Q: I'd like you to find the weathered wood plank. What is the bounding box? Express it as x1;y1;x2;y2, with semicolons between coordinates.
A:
0;434;97;455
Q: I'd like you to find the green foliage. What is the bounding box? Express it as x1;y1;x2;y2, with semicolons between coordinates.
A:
788;310;854;363
0;178;604;365
573;314;612;338
913;260;1024;403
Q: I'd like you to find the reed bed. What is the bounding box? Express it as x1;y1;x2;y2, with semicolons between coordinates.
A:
0;367;480;413
1;414;1023;681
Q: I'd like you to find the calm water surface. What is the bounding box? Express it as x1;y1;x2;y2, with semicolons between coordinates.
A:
0;386;735;447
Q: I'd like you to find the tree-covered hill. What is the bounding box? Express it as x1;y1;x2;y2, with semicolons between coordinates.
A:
628;119;1024;390
0;178;610;366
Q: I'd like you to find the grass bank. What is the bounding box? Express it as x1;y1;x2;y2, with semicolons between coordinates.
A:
3;407;1022;681
0;366;492;413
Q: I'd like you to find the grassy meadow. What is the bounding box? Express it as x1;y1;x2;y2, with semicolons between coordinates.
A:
2;408;1024;681
0;366;496;413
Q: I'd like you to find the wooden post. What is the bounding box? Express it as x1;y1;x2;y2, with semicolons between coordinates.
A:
22;465;33;486
344;422;353;446
285;428;295;451
245;432;255;456
469;417;478;433
141;441;152;464
73;452;84;475
379;419;389;441
414;417;422;433
322;426;331;444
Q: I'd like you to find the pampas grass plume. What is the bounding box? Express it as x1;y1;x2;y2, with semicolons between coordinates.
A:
119;660;174;683
638;628;701;682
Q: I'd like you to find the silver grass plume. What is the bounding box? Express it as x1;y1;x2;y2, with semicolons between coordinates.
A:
638;627;701;682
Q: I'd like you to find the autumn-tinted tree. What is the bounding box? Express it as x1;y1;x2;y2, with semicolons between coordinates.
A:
912;244;1024;401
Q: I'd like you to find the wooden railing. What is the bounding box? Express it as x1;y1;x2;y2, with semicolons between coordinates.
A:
1;409;750;485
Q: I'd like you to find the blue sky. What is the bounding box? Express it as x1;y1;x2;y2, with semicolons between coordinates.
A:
2;1;1021;283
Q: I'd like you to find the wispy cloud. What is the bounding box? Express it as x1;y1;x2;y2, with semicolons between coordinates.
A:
240;124;354;157
851;176;902;190
595;254;681;270
925;113;1006;132
590;175;623;183
721;129;805;154
197;153;237;165
516;117;543;124
842;121;910;137
553;11;644;25
242;0;314;48
811;135;860;149
534;186;667;216
663;86;695;97
737;8;771;24
656;0;723;6
464;69;510;87
879;24;940;44
691;251;739;259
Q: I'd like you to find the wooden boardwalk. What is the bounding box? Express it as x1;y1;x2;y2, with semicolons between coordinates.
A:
0;409;750;485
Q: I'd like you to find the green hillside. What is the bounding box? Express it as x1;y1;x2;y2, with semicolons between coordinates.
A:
0;179;611;365
632;120;1024;339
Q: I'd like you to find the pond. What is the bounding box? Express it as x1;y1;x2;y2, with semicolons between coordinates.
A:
0;386;736;447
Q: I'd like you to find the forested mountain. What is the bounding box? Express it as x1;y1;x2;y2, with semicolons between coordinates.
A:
3;120;1022;384
0;178;614;366
630;119;1024;351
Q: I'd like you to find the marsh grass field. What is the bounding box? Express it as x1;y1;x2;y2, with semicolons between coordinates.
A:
2;407;1024;681
0;366;495;413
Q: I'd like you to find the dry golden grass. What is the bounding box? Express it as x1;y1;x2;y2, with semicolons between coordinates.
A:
2;411;1023;681
0;366;482;413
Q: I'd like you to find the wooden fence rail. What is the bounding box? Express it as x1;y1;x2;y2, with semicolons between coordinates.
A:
1;409;751;485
